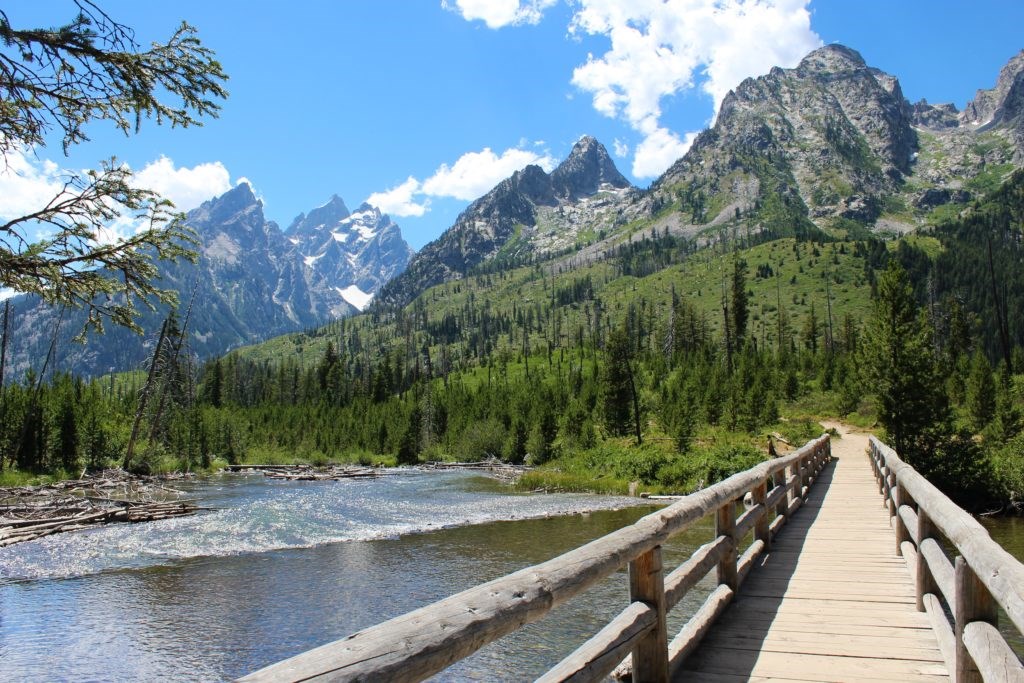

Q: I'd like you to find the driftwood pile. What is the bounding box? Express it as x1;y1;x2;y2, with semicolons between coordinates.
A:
421;459;529;483
225;464;381;481
0;469;201;547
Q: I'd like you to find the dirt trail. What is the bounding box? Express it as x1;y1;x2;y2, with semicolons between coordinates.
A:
819;420;872;462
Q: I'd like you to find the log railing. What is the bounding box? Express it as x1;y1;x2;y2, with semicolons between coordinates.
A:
240;434;832;683
869;436;1024;683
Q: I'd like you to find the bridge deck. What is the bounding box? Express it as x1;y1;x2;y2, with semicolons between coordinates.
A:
676;428;950;682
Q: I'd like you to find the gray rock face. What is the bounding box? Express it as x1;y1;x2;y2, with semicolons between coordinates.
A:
377;137;633;308
6;183;413;376
654;44;917;227
911;100;959;129
961;51;1024;129
551;135;631;199
288;200;414;311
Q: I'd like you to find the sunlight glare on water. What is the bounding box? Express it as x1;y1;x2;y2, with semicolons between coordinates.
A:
0;471;715;682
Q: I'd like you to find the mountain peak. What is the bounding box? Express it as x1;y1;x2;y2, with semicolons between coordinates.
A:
961;49;1024;130
797;43;867;75
288;194;351;235
193;181;263;226
551;135;630;199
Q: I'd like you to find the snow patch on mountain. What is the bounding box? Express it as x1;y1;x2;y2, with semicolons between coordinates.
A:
338;285;373;311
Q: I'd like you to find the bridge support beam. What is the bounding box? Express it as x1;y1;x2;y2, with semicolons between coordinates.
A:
954;556;997;683
629;545;669;683
716;500;738;591
752;481;770;550
915;509;939;612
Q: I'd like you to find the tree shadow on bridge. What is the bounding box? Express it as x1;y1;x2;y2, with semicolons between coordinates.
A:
675;454;840;680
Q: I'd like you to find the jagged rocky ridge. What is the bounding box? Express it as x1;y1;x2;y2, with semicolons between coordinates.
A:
6;184;413;377
647;45;1024;236
377;46;1024;313
377;136;634;307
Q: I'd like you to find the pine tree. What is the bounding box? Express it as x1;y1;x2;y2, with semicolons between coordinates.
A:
731;258;749;344
601;322;641;442
860;263;950;471
965;351;996;432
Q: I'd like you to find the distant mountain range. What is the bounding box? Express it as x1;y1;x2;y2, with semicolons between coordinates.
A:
377;45;1024;309
10;43;1024;378
5;184;413;377
376;135;635;308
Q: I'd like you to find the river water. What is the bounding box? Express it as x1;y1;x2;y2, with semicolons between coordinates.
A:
3;472;1021;682
0;471;716;682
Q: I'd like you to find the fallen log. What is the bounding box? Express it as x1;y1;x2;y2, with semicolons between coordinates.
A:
0;470;204;547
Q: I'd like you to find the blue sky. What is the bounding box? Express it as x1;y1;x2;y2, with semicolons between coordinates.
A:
3;1;1023;249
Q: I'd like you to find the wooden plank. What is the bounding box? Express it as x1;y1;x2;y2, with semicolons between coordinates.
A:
709;622;943;642
677;429;951;683
681;647;950;680
962;620;1024;683
536;601;654;683
697;631;942;661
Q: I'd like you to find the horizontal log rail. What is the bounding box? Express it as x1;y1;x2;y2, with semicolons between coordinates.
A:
869;436;1024;683
239;434;832;683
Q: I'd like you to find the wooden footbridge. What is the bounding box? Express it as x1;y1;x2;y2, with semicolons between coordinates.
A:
242;428;1024;682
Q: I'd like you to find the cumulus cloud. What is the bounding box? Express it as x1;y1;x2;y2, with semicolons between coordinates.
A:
443;0;557;28
365;145;555;216
366;177;429;218
448;0;821;180
632;128;698;179
0;149;66;222
134;156;232;211
422;147;556;200
0;150;237;247
612;138;629;158
569;0;820;178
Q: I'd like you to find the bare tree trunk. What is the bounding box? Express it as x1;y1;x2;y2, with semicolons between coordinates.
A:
147;286;198;445
122;318;169;471
988;236;1012;373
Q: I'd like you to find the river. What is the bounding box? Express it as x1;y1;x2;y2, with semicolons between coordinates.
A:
0;471;716;682
2;471;1021;682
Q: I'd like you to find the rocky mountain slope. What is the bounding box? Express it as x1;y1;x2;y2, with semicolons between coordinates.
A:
376;136;634;307
647;45;1024;238
375;46;1024;314
6;184;413;377
288;196;414;312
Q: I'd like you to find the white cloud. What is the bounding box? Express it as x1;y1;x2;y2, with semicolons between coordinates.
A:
422;147;556;200
366;177;429;218
449;0;820;180
365;145;556;217
134;156;232;211
443;0;557;28
0;150;237;251
0;148;66;221
632;128;697;178
612;138;629;158
568;0;821;178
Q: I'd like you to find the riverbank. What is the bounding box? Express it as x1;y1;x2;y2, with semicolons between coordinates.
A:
516;419;828;496
0;469;204;547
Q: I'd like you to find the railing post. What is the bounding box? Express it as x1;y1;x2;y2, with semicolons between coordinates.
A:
894;481;910;557
788;460;800;508
716;500;738;591
753;479;770;549
800;453;811;498
629;545;669;683
915;508;938;612
774;467;788;523
954;556;997;683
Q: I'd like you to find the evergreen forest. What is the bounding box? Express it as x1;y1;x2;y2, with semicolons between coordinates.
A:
4;171;1024;513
